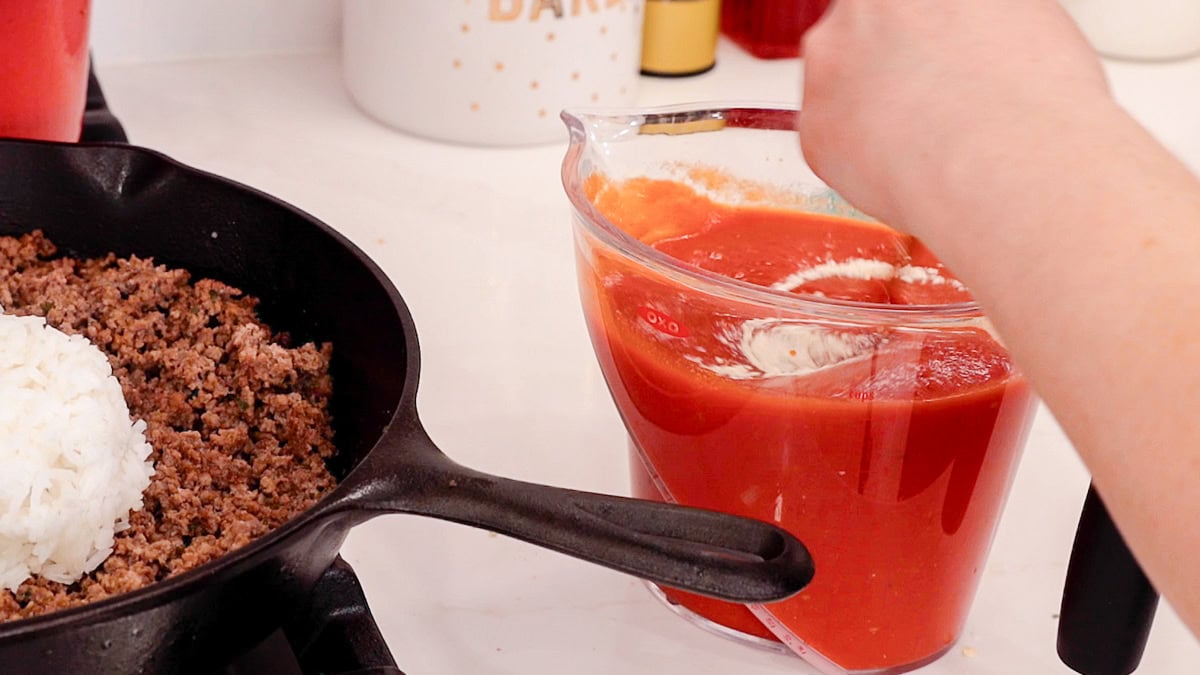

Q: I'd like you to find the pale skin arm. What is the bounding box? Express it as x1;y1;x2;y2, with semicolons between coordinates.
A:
799;0;1200;636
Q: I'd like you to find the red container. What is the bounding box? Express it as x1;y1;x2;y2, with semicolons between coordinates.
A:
0;0;92;141
721;0;831;59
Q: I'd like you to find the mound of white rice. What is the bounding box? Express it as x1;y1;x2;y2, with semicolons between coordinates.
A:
0;309;155;591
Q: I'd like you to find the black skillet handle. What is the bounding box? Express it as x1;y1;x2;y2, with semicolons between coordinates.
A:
82;58;130;143
332;422;815;604
1057;484;1160;675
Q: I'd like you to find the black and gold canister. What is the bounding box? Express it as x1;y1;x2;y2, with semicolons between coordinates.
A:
640;0;721;77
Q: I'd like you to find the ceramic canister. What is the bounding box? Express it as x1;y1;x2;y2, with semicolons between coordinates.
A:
343;0;645;146
1060;0;1200;61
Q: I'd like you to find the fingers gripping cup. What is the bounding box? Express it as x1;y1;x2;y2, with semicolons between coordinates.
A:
561;105;1038;674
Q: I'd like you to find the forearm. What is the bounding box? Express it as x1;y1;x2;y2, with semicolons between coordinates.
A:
894;100;1200;631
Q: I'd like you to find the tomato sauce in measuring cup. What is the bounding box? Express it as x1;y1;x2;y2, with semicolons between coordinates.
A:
575;176;1036;673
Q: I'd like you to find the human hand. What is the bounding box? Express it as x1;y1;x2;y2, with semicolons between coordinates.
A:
798;0;1112;228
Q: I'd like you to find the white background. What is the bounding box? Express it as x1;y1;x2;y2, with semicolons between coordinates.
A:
90;0;338;64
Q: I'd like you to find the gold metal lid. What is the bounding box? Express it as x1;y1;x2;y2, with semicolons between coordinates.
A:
640;0;721;76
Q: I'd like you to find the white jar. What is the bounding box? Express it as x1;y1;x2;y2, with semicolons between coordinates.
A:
342;0;645;146
1061;0;1200;61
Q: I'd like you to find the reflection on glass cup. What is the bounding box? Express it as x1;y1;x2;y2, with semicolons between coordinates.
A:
0;0;91;142
562;105;1039;674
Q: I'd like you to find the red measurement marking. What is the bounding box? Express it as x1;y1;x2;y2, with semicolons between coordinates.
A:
637;306;689;337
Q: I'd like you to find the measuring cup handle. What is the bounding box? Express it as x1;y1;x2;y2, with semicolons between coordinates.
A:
333;422;814;603
1057;483;1160;675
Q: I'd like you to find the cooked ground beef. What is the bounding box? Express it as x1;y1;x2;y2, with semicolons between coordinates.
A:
0;231;337;621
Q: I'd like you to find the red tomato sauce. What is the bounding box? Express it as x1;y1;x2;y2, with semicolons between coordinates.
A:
577;176;1036;670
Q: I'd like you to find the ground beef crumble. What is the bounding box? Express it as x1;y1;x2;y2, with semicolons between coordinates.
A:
0;231;337;621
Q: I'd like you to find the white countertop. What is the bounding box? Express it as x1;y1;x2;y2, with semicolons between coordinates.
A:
95;41;1200;674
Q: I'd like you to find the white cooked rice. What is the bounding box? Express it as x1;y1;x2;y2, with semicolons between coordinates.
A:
0;309;155;591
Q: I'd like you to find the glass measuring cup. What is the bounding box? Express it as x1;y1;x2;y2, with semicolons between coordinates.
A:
561;104;1039;674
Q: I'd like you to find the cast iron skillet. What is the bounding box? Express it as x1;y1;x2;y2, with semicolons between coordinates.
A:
0;138;814;674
